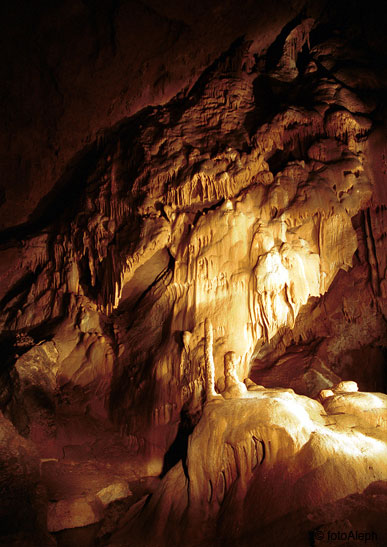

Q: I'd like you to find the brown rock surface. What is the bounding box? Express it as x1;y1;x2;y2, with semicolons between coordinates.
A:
0;412;54;546
0;0;386;545
107;390;387;546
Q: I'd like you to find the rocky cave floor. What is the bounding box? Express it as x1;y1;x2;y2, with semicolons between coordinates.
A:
0;386;161;547
2;379;387;547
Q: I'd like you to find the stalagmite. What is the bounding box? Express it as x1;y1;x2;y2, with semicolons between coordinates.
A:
204;319;220;400
220;351;248;398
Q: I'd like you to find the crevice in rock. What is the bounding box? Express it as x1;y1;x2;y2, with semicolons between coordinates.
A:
265;10;307;72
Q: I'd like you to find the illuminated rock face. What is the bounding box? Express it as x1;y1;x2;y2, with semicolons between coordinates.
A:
108;388;387;547
2;23;384;449
0;1;386;544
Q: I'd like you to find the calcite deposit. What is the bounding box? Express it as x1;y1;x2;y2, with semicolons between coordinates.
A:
0;0;386;545
110;387;387;547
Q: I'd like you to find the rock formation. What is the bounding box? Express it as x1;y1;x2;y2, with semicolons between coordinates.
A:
0;0;386;545
111;387;387;547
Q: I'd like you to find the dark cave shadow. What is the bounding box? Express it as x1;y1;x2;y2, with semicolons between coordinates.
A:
0;105;154;248
159;400;202;479
265;10;306;72
0;144;98;246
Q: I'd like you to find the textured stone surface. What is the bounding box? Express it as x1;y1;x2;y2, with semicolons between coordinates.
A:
0;0;386;544
47;496;101;532
0;0;314;230
107;389;387;546
1;10;385;450
96;482;132;507
0;412;54;545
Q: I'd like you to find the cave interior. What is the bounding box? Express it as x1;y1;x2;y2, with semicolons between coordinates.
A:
0;1;387;546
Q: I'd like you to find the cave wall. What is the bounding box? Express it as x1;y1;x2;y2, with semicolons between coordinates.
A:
0;1;387;543
0;0;314;229
2;0;386;447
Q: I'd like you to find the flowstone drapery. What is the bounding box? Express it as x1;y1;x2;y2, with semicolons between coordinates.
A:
1;16;384;452
0;4;386;544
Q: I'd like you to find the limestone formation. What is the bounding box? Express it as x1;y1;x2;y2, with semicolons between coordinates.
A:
0;1;386;545
109;387;387;547
203;319;220;400
217;351;248;399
